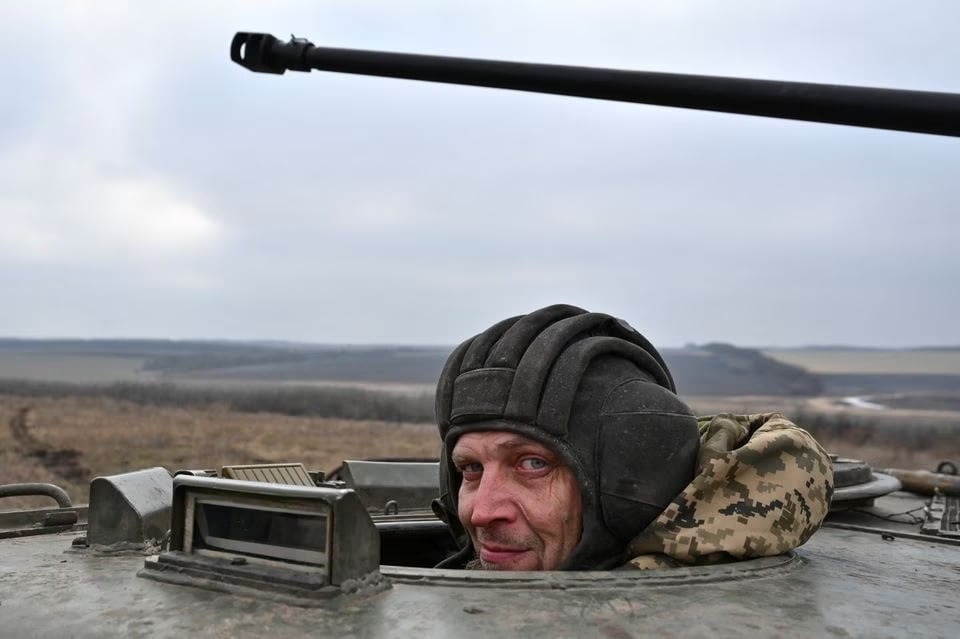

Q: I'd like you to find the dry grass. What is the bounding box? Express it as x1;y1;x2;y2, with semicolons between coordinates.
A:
689;395;960;471
4;392;959;511
762;349;960;374
0;395;439;510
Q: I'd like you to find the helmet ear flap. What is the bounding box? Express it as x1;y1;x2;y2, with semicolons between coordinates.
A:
434;438;469;551
595;382;700;542
432;491;474;569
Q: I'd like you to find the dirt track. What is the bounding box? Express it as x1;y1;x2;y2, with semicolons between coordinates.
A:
0;395;439;509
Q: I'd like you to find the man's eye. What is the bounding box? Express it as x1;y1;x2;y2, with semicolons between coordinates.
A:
459;462;483;475
519;457;548;471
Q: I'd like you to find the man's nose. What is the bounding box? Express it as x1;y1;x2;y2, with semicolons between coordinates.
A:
469;468;518;528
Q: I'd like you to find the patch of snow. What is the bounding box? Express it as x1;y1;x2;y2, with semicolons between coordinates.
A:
841;396;887;410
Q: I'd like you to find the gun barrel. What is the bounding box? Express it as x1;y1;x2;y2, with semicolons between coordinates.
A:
231;32;960;138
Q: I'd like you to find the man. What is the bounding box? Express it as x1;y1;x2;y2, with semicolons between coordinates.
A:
432;304;833;570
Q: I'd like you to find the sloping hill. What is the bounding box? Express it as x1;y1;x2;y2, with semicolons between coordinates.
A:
664;344;822;396
0;339;822;396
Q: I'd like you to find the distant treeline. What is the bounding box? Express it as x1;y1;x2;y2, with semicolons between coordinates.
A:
2;378;957;458
789;408;960;460
0;338;826;396
0;379;435;423
141;350;311;374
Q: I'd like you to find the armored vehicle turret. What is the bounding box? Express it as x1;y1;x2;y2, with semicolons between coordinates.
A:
1;32;958;638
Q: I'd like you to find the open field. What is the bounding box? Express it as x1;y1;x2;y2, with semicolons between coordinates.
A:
763;349;960;375
7;340;960;400
689;394;960;472
0;353;157;384
172;378;436;396
3;340;959;511
688;393;960;420
0;339;827;397
4;391;959;511
0;395;439;510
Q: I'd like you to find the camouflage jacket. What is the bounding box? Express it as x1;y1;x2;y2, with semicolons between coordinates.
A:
625;413;834;569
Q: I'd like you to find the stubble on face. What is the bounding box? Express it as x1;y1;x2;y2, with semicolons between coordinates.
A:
453;431;582;571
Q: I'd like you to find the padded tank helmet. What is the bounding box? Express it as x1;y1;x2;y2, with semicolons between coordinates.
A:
434;304;700;570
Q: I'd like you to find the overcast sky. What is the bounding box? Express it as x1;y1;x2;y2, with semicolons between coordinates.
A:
2;2;958;348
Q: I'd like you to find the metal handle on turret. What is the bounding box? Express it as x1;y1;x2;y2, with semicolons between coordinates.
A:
0;483;73;508
231;32;960;137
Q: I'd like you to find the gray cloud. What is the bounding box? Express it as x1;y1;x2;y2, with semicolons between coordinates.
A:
1;2;958;347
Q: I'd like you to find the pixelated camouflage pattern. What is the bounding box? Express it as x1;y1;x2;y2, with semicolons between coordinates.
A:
625;413;833;570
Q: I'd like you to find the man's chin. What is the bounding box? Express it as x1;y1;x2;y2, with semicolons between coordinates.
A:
465;556;548;571
471;549;541;571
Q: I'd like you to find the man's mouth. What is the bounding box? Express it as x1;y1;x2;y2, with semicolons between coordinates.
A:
477;543;531;566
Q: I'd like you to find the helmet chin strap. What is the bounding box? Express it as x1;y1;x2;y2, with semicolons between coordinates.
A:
434;542;476;569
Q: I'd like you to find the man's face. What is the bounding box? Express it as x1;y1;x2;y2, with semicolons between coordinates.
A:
451;431;582;570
